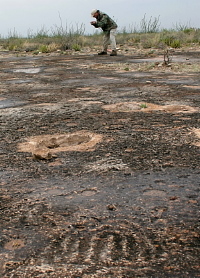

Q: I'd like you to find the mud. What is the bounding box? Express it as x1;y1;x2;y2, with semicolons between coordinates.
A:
0;48;200;277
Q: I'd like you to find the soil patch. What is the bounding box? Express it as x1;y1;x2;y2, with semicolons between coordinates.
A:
102;101;199;113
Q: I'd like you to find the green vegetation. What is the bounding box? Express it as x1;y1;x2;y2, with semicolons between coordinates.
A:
140;103;148;109
0;16;199;53
72;43;81;51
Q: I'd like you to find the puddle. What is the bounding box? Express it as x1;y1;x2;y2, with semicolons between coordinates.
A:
6;79;33;84
0;98;27;109
18;131;103;159
12;68;41;74
30;91;51;96
102;101;199;114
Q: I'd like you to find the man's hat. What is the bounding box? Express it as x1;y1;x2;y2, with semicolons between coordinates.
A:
91;9;98;16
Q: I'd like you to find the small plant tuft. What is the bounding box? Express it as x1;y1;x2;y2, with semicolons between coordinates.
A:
140;103;148;108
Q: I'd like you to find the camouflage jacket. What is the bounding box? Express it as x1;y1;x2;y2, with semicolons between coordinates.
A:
93;11;117;33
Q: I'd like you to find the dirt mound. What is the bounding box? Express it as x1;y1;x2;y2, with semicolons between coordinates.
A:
18;131;103;159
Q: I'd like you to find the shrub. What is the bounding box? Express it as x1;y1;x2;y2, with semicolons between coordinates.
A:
39;45;49;53
3;38;24;51
140;14;160;33
161;35;181;48
170;39;181;48
72;44;81;51
162;35;175;46
183;28;195;34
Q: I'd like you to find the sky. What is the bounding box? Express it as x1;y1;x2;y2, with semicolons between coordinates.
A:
0;0;199;37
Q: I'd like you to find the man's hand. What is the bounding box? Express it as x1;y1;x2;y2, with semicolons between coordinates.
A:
90;21;96;26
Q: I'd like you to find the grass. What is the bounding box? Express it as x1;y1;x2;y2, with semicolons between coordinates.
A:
1;29;199;54
0;17;199;54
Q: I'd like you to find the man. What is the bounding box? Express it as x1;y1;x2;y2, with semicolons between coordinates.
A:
90;9;118;56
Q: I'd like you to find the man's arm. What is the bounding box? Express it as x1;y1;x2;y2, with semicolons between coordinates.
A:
93;14;108;29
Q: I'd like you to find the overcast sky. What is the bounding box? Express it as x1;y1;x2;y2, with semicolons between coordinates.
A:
0;0;199;37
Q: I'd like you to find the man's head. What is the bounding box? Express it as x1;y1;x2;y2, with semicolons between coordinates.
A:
91;9;99;18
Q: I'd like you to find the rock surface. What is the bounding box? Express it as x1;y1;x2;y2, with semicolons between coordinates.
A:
0;48;199;277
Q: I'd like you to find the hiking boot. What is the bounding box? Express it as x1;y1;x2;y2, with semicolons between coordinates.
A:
98;51;107;55
110;50;117;56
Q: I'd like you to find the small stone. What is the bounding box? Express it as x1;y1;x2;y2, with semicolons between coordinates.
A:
107;204;117;211
32;148;52;160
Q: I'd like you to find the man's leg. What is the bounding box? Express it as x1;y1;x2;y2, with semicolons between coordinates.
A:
110;29;117;56
98;32;109;55
110;29;117;50
103;32;110;52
